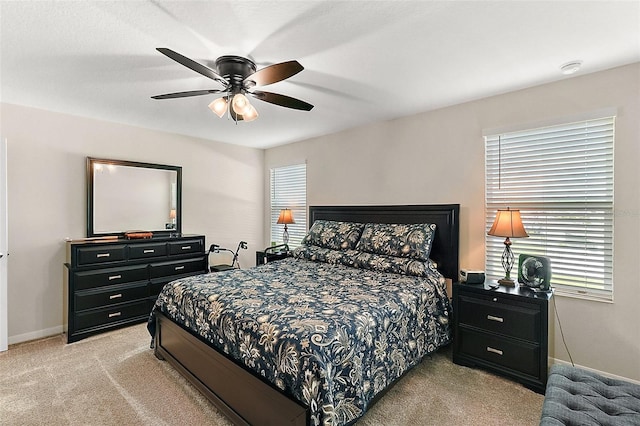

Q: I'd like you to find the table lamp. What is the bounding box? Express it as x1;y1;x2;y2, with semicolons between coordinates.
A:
488;207;529;286
277;208;295;244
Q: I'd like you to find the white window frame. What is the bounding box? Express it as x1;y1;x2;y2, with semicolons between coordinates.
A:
270;163;307;248
485;116;615;302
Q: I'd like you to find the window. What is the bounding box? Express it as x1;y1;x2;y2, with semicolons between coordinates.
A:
485;116;615;301
270;163;307;248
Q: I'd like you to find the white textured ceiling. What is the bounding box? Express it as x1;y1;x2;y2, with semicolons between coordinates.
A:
1;1;639;149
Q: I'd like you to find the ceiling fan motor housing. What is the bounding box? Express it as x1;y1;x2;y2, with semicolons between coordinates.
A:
215;56;257;93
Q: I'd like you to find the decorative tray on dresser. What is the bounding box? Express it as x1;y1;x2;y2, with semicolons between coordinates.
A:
452;281;553;393
64;235;207;343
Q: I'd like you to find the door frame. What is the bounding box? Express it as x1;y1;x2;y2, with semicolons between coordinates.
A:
0;137;7;352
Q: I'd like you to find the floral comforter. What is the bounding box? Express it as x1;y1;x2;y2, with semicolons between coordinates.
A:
150;257;451;426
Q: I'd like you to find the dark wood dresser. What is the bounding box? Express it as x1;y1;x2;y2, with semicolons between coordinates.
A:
64;235;207;343
452;282;552;393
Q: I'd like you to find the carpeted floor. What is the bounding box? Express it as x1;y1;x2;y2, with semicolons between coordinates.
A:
0;324;543;425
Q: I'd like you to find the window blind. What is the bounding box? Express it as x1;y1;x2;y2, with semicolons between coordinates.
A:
485;116;614;301
270;163;307;248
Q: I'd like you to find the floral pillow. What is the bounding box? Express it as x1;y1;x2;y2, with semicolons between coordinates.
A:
300;220;365;250
293;245;358;266
294;245;439;278
352;252;439;277
355;222;436;261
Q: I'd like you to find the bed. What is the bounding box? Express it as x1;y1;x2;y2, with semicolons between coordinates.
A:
149;204;460;426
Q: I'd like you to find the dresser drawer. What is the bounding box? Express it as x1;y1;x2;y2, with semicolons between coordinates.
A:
150;257;206;279
76;245;126;266
73;264;148;290
458;295;540;342
75;282;148;311
458;328;540;377
129;243;168;259
74;300;148;331
168;239;203;255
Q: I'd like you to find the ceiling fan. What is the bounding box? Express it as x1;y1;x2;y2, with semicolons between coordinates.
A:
151;48;314;122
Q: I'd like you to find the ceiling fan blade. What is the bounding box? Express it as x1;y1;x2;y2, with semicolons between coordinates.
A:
151;89;226;100
156;48;228;86
249;90;314;111
244;61;304;87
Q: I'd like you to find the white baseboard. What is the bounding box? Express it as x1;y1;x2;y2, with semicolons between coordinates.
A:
550;357;640;385
8;325;63;345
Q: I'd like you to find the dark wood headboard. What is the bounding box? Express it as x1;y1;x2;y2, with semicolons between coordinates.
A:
308;204;460;281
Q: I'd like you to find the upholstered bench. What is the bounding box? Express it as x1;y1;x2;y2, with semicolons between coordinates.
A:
540;364;640;425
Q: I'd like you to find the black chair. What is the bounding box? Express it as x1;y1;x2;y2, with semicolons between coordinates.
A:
209;241;248;272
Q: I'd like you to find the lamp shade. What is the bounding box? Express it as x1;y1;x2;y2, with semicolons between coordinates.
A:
208;98;228;118
488;208;529;238
232;93;250;115
277;208;295;225
242;104;259;122
169;209;177;219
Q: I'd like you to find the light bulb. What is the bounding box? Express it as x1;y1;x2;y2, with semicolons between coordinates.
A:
208;98;228;118
232;93;250;115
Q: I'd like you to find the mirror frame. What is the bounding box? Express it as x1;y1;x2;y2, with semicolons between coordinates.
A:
86;157;182;238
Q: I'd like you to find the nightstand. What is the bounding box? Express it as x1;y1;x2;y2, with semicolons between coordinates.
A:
452;282;552;393
255;247;289;266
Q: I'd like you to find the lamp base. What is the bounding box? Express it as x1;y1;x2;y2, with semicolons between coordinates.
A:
497;277;515;287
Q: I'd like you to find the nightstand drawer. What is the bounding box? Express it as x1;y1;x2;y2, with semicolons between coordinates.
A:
458;295;540;341
129;243;168;259
74;300;148;331
76;245;126;266
458;328;540;377
73;264;149;290
75;282;148;311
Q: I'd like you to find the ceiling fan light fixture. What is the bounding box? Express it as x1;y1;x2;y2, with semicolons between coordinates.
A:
232;93;250;115
208;97;228;118
243;104;259;122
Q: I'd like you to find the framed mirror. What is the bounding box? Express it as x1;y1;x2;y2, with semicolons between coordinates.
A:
87;157;182;237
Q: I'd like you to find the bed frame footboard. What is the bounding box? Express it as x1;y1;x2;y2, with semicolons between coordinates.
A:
154;312;309;426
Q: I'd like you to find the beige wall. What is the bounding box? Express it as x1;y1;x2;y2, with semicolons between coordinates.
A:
265;63;640;381
1;103;264;342
3;63;638;381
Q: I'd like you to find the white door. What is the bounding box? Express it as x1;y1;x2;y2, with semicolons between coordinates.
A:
0;138;7;351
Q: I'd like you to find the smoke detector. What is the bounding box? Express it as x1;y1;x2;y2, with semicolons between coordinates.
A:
560;61;583;75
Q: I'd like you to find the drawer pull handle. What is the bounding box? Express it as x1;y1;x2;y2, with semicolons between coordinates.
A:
143;249;155;253
487;315;504;323
96;253;110;258
175;266;185;270
492;297;498;302
487;346;503;356
181;246;192;250
109;293;122;300
108;312;122;318
108;275;122;280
